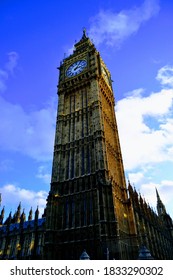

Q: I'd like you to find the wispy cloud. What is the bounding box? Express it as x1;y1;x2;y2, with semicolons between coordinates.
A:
0;70;8;93
0;51;19;93
36;165;51;184
0;95;56;161
5;51;19;74
88;0;160;47
0;51;56;162
0;159;13;172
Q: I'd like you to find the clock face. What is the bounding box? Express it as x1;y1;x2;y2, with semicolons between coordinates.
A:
66;60;87;77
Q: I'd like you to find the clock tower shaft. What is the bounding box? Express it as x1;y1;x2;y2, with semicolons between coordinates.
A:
44;31;135;260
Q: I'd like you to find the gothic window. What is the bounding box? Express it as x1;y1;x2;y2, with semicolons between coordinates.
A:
66;150;70;179
81;146;85;175
87;145;91;174
70;149;74;179
71;197;75;228
64;199;69;228
89;193;93;225
83;193;87;226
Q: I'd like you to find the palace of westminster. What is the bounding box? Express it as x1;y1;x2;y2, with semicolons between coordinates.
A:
0;31;173;260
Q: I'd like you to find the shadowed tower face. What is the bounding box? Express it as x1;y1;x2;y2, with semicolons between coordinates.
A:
44;31;134;260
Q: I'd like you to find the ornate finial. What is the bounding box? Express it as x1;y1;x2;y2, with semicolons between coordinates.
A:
82;27;87;39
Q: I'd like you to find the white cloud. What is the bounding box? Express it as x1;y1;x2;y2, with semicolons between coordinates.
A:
88;0;160;47
0;95;56;161
156;65;173;87
140;182;159;205
0;184;47;217
116;86;173;170
128;172;144;184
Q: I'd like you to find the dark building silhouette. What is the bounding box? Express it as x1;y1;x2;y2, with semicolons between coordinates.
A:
0;204;45;259
0;31;173;260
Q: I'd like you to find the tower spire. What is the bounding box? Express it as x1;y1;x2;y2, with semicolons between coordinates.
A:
82;27;87;39
156;188;166;216
156;188;161;201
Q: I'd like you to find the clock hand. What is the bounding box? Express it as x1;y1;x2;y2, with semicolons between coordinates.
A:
74;65;81;71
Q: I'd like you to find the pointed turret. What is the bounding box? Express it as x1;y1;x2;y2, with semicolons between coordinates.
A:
16;202;21;223
156;188;173;237
156;188;166;216
127;180;133;193
35;206;39;221
20;209;26;223
4;211;12;226
42;207;46;218
28;207;33;221
12;211;17;223
0;206;5;225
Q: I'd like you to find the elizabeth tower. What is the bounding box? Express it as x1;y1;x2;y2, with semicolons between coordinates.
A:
45;31;135;260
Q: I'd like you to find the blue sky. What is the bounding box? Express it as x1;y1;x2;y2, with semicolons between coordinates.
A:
0;0;173;219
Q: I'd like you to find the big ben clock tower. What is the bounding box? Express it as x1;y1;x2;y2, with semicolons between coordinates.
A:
44;30;135;260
